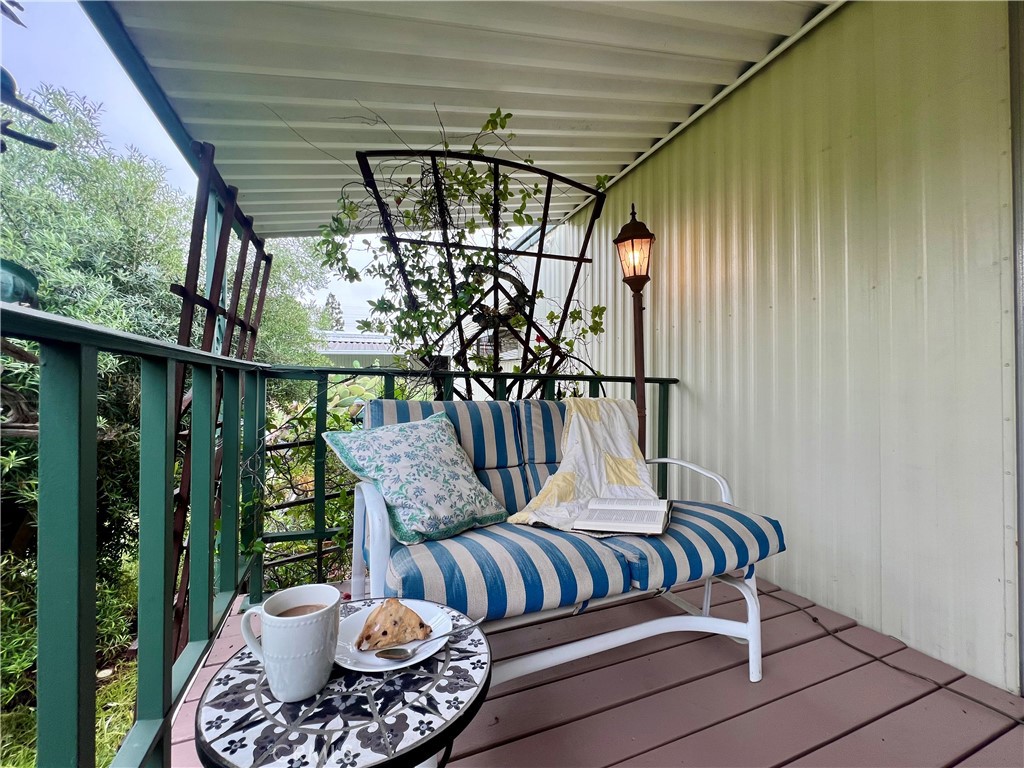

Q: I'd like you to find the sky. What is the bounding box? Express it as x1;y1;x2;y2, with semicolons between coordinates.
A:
1;1;197;192
1;1;380;319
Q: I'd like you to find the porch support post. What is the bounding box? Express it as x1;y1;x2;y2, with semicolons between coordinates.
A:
630;286;648;456
36;343;98;767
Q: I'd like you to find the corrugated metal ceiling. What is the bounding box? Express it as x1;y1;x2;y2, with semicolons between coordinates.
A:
104;1;827;238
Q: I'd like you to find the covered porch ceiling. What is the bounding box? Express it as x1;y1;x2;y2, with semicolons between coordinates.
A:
91;1;832;238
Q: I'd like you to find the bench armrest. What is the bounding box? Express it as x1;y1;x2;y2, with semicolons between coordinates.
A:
352;481;392;599
646;458;734;504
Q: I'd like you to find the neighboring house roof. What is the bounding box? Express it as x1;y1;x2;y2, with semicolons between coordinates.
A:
316;331;395;355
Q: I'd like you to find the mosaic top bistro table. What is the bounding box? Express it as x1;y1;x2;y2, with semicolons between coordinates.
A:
195;599;491;768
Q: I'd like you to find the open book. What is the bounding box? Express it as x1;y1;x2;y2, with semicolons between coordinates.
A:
571;497;671;535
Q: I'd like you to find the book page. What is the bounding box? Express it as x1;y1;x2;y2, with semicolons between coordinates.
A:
577;507;663;524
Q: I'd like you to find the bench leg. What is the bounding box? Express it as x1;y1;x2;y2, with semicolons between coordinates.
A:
717;568;762;683
701;578;713;616
351;490;367;600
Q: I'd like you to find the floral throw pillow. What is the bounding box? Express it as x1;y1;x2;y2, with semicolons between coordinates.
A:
323;411;508;545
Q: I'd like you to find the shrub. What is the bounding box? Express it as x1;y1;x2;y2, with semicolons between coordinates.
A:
0;553;138;709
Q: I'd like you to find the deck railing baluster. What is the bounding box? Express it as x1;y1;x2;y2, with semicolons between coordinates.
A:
220;369;241;593
657;382;671;496
122;357;176;768
314;373;328;582
249;373;267;604
36;342;99;768
189;364;216;642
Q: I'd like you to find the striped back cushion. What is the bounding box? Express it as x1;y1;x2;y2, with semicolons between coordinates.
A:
517;399;566;464
366;400;522;469
525;462;559;498
475;466;530;514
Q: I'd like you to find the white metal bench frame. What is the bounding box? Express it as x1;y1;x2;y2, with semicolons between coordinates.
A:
350;458;765;683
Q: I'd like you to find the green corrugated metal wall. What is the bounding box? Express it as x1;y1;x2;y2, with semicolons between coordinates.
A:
551;1;1018;691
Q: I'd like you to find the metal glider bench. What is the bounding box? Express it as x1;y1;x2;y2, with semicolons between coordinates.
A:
347;399;786;685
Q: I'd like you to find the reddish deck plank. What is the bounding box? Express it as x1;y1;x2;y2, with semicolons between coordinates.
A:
955;726;1024;767
171;584;1024;768
454;606;849;760
452;635;873;768
787;689;1015;767
489;592;807;698
949;676;1024;721
615;662;935;767
486;595;684;661
834;624;907;658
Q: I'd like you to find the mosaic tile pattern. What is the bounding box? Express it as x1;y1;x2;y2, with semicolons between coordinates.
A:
196;600;490;768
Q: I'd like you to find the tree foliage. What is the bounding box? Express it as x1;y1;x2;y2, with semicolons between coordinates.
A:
0;88;333;735
321;292;345;331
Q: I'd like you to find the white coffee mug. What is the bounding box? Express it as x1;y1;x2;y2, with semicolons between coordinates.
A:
240;583;341;702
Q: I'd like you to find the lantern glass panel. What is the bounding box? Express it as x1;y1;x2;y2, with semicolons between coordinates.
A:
617;237;652;280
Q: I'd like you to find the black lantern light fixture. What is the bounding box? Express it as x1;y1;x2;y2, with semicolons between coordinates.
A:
613;203;656;453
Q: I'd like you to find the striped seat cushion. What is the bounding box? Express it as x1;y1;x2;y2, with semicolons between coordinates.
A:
365;400;523;469
600;501;786;590
384;522;632;621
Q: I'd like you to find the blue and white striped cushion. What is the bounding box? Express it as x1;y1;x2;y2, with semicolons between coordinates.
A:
384;522;632;620
600;501;786;590
517;399;565;464
475;467;530;514
365;400;523;470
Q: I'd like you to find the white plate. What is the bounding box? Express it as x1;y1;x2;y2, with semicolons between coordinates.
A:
334;600;453;672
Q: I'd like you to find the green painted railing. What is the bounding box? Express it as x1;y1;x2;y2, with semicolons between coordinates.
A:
1;305;269;767
0;304;678;767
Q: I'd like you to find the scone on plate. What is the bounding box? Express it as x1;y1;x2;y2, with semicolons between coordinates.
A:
358;598;432;651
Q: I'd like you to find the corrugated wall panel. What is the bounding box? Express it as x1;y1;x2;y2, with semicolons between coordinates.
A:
548;1;1018;691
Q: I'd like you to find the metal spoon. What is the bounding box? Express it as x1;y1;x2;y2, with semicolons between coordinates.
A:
374;616;485;660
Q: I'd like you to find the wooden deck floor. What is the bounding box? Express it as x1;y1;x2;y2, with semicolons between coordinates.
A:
171;581;1023;767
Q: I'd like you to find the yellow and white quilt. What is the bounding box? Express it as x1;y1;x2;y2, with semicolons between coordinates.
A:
508;397;659;530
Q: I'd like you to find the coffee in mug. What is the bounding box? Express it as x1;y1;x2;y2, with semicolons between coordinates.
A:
276;604;327;618
240;584;341;702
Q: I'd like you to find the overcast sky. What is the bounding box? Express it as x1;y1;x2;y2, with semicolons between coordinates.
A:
1;1;382;319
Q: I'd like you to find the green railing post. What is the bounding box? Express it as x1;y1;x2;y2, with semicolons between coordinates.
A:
589;379;601;397
220;369;241;593
543;378;556;400
241;370;259;563
189;364;215;641
383;372;395;399
122;357;176;768
495;375;507;401
36;343;98;768
314;373;328;582
243;370;266;606
442;373;454;400
657;382;671;497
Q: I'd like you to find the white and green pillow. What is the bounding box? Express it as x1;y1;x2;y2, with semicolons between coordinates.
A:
323;411;508;545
